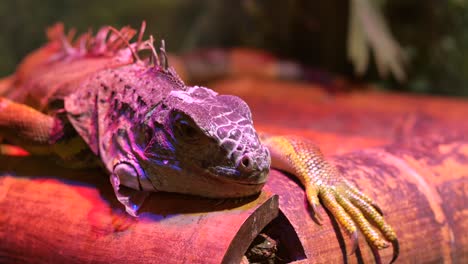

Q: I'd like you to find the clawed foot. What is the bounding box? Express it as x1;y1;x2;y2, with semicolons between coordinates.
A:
308;179;399;263
261;135;399;263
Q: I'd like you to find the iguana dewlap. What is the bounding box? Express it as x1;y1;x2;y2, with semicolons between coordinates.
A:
0;23;398;262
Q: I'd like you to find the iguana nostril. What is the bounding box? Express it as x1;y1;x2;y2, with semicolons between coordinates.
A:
238;155;254;173
241;156;250;168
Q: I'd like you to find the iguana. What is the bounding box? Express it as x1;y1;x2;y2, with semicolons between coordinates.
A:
0;23;398;262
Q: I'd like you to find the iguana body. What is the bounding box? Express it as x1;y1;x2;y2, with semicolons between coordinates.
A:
0;23;398;262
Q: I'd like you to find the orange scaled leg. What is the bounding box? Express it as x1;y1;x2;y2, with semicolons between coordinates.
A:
261;134;399;263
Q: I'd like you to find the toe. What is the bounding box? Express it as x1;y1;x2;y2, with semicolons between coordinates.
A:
320;188;359;252
334;190;389;249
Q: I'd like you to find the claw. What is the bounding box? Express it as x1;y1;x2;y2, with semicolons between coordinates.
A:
308;198;323;225
305;186;323;224
370;245;383;264
372;203;384;216
349;230;359;255
390;239;399;264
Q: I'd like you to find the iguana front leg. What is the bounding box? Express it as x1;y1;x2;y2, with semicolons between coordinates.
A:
0;97;89;163
0;97;60;154
262;134;399;262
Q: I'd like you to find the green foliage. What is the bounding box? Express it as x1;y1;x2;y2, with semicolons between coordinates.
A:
385;0;468;96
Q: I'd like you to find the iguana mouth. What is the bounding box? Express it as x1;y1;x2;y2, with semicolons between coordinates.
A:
207;166;268;185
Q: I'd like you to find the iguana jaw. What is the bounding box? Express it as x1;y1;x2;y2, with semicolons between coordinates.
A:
208;165;268;185
141;159;268;198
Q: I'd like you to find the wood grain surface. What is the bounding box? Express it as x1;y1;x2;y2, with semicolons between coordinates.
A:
1;78;467;263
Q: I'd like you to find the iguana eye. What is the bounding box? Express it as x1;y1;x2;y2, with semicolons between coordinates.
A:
172;113;200;142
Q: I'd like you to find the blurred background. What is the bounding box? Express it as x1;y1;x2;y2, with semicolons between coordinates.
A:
1;0;467;96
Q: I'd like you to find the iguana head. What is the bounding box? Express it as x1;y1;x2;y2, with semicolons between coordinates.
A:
137;85;271;198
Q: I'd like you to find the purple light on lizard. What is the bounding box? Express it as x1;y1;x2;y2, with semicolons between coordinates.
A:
141;84;271;194
65;62;270;215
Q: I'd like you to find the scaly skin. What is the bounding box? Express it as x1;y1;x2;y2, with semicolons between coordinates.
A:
0;23;398;262
263;135;398;262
